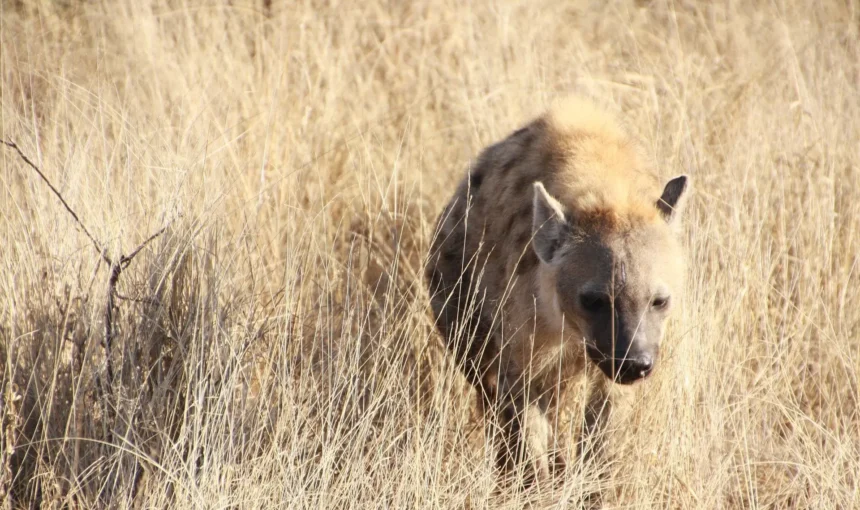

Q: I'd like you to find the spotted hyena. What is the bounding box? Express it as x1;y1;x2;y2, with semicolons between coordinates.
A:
425;97;690;482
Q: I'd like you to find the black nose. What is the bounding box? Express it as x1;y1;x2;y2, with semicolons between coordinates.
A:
613;354;654;385
630;354;654;378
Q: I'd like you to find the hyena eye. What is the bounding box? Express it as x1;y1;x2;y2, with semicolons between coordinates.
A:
651;296;670;310
580;292;610;313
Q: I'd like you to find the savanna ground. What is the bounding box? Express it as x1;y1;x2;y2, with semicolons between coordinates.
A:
1;0;859;508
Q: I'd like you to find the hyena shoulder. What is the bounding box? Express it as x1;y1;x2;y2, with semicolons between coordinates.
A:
427;119;547;286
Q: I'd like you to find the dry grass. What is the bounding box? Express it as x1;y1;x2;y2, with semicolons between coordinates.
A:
1;0;859;508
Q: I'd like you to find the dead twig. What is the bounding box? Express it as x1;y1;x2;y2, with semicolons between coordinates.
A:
120;224;172;269
1;137;178;413
1;139;105;259
103;219;177;388
3;138;180;504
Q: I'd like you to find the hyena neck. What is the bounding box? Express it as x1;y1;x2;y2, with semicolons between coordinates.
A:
532;263;581;342
504;266;586;390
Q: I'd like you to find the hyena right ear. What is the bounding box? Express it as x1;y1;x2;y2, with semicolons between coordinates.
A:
656;175;690;225
532;182;568;264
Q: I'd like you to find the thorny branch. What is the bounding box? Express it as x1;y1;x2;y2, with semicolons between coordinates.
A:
1;138;178;397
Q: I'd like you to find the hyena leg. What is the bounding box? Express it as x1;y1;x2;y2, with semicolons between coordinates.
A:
577;377;614;507
579;376;614;465
494;375;553;485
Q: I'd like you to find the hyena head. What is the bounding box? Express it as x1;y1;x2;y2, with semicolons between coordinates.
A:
531;177;690;385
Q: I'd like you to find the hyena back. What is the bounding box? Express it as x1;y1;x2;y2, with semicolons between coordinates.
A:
425;97;690;482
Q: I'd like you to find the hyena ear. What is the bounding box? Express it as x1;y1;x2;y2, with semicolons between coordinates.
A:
532;182;568;264
656;175;690;225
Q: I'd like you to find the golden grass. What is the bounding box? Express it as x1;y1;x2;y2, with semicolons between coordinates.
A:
1;0;859;507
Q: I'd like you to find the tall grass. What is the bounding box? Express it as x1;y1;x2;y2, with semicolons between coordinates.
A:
1;0;858;507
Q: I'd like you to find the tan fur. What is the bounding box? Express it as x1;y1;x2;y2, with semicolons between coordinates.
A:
425;96;689;486
542;96;663;232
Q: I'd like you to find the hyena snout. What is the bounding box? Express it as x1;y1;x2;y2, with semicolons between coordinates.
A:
613;349;655;385
587;331;658;385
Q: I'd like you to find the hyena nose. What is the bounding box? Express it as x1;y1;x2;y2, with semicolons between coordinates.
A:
616;354;654;384
630;354;653;378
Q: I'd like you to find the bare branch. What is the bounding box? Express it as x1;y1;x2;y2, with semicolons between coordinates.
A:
1;139;108;262
102;262;122;389
120;220;178;268
104;219;177;389
2;137;178;432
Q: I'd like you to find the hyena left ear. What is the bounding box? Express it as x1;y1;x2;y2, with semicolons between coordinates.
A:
532;182;568;264
656;175;690;225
